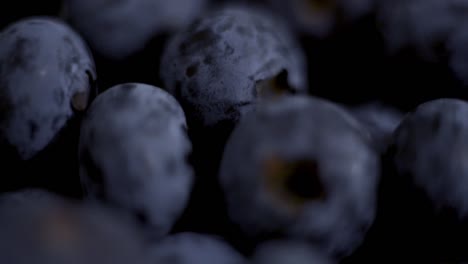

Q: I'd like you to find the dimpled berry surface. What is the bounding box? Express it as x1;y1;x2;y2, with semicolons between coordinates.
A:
0;17;96;160
160;5;308;127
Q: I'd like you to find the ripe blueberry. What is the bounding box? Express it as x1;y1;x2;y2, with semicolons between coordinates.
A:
160;4;308;128
219;95;379;258
0;17;96;160
79;83;193;240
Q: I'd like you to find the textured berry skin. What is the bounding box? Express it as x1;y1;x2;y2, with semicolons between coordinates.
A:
0;17;96;160
64;0;208;60
160;4;308;128
0;195;147;264
376;0;468;61
253;240;336;264
392;98;468;218
79;83;193;239
148;232;247;264
264;0;374;37
219;95;379;258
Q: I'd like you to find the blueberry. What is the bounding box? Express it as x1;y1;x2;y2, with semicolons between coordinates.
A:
0;17;96;160
63;0;208;60
148;232;247;264
263;0;374;37
0;195;147;264
376;0;468;61
160;4;308;128
252;240;336;264
219;95;379;258
79;83;193;240
392;98;468;218
349;102;403;152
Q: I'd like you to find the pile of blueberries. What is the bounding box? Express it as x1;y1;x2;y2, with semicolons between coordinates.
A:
2;0;468;263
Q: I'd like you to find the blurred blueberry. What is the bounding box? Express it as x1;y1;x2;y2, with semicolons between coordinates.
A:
219;95;379;258
376;0;468;61
263;0;375;37
392;98;468;218
63;0;209;60
0;191;147;264
253;240;336;264
447;21;468;86
148;232;247;264
349;102;403;152
79;83;193;240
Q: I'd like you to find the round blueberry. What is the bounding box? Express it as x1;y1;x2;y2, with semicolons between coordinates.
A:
252;240;336;264
79;82;193;240
148;232;247;264
0;17;96;160
0;193;147;264
392;98;468;218
160;4;308;128
263;0;374;37
63;0;208;60
219;95;379;258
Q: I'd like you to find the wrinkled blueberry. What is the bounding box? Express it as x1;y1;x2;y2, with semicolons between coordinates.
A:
0;17;96;160
392;98;468;218
148;232;247;264
160;4;308;128
219;95;379;258
0;191;147;264
63;0;208;60
79;83;193;240
252;240;336;264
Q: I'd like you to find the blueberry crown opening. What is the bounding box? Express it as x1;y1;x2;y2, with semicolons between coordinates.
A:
263;157;325;211
255;69;296;98
285;160;324;200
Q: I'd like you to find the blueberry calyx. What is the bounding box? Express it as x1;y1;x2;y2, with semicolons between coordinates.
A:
255;69;296;99
263;156;325;213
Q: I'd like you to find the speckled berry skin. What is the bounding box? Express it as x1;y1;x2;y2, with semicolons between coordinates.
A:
160;4;308;128
148;232;247;264
392;98;468;218
64;0;208;60
219;95;379;258
0;17;96;160
79;83;193;239
0;195;148;264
